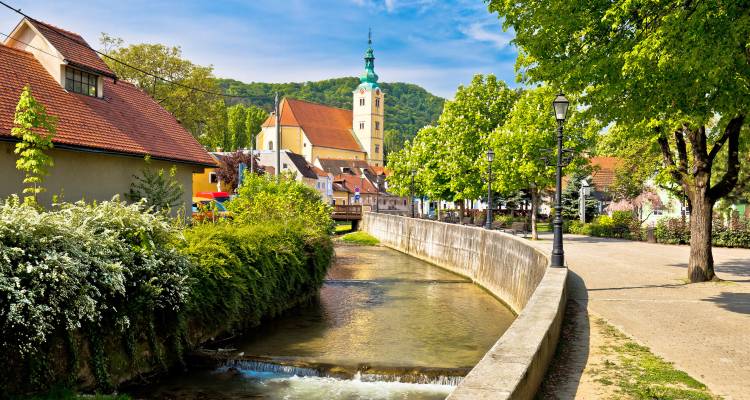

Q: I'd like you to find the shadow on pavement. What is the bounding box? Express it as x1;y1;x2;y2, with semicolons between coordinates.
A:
536;270;590;399
703;292;750;315
668;259;750;281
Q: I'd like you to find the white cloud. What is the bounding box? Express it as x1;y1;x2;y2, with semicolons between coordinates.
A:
460;22;514;49
384;0;396;12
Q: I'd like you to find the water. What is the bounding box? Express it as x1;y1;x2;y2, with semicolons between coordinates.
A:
128;244;515;399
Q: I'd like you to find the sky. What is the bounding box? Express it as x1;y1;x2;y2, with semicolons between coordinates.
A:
0;0;519;98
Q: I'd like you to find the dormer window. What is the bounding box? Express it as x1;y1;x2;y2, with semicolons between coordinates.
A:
65;66;97;97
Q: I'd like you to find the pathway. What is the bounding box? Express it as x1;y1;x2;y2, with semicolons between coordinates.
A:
535;233;750;399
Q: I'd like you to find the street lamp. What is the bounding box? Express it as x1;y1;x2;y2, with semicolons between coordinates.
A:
551;92;570;268
410;169;416;218
485;149;495;230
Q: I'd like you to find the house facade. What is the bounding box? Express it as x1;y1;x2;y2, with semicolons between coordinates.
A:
0;18;214;211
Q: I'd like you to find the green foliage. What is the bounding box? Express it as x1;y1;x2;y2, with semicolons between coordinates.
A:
655;218;691;245
218;77;444;153
100;34;222;144
568;211;640;239
244;105;268;150
561;170;599;222
227;173;334;236
227;104;247;150
125;159;184;213
181;222;332;334
340;231;379;246
11;85;57;203
0;196;191;391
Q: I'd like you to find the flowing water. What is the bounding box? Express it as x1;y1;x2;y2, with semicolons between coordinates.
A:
129;244;515;399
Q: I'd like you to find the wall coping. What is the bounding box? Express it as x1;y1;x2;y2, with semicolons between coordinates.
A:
362;213;566;399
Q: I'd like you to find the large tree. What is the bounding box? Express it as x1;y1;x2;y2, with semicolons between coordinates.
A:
491;86;598;238
227;104;247;150
99;34;224;146
488;0;750;282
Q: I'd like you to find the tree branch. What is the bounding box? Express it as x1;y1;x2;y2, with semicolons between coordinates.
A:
673;128;689;174
658;128;684;184
709;115;745;201
708;116;744;163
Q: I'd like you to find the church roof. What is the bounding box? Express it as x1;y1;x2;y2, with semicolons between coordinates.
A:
262;98;363;153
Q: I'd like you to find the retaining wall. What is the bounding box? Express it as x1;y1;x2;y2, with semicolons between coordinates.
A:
362;213;567;399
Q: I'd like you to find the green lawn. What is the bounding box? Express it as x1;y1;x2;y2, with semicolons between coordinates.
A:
339;231;379;246
335;222;353;233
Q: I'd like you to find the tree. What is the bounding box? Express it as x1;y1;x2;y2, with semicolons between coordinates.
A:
125;158;184;213
227;104;247;150
488;1;750;282
244;105;267;152
439;75;518;216
561;170;599;222
491;86;598;238
215;151;264;192
100;34;224;146
11;86;57;204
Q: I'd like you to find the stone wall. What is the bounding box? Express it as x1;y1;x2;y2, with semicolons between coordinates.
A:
362;213;567;399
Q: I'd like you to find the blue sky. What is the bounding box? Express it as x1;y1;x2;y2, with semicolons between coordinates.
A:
0;0;519;98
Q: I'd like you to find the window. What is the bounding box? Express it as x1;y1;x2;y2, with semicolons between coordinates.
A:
359;98;365;106
375;121;380;131
209;172;218;184
359;122;365;130
375;144;380;154
375;98;380;108
65;67;98;97
268;141;273;150
303;142;307;147
283;163;288;170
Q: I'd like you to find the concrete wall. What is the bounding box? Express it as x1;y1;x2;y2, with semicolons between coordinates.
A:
0;142;201;214
362;213;567;399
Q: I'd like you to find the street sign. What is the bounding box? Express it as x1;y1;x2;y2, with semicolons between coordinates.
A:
354;187;361;202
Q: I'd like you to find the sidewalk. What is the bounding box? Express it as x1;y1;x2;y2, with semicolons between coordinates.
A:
536;233;750;399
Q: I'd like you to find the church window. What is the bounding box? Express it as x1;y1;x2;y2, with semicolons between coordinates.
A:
375;121;380;131
268;141;273;150
359;98;365;106
375;98;380;108
359;122;365;130
375;144;380;153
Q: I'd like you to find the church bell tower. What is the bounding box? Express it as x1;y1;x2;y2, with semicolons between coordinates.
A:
352;30;384;167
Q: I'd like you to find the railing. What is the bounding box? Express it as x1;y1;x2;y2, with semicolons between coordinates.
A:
332;205;362;220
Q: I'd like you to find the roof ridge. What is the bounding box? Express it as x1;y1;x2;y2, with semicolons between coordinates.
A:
285;97;353;113
30;19;86;41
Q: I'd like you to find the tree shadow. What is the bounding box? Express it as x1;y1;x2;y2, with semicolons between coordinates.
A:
703;292;750;315
668;259;750;281
536;271;590;399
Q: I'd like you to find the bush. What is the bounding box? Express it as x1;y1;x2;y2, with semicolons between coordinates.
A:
227;173;334;236
0;196;191;391
655;217;691;244
182;222;332;334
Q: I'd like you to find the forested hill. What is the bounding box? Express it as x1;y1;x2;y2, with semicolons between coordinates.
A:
217;77;445;153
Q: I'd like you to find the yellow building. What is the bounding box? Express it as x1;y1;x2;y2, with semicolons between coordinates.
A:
256;37;385;167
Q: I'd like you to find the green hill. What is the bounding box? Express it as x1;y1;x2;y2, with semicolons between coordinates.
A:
217;77;445;154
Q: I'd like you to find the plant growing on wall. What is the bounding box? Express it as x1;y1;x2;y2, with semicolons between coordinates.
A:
11;85;57;204
125;156;184;212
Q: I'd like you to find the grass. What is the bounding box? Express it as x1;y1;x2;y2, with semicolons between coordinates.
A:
592;318;720;400
335;222;353;233
340;231;379;246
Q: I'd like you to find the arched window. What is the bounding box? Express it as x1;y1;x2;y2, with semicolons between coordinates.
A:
268;141;273;150
375;98;380;108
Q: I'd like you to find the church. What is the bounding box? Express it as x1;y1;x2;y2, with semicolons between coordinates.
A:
256;37;385;167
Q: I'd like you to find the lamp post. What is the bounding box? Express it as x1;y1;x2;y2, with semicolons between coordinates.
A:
551;92;570;268
410;169;416;218
485;149;495;229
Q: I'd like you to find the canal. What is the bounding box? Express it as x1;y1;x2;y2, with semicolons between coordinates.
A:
129;243;515;399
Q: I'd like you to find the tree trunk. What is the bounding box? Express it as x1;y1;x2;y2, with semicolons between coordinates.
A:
530;187;539;240
458;200;465;219
688;184;715;282
437;200;442;220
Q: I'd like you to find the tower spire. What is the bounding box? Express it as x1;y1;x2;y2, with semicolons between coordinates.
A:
360;29;379;88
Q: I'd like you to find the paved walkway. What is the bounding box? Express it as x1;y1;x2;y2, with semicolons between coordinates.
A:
536;233;750;399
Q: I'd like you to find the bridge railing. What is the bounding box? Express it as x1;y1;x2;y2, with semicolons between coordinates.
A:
332;205;362;220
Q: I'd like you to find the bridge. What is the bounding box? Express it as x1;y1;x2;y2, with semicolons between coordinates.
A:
332;205;362;229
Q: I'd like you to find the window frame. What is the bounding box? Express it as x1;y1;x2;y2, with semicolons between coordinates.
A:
64;66;98;97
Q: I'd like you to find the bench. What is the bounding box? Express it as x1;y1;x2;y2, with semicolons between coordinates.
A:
503;221;528;236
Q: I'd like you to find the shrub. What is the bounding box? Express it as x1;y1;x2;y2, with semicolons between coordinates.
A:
0;196;191;391
655;217;691;244
182;222;332;333
227;173;334;236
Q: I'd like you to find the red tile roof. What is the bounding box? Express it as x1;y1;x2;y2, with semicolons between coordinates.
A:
263;98;363;152
27;19;115;78
334;173;377;194
589;156;623;190
0;44;214;166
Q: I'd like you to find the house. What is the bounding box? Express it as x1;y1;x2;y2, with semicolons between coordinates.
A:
257;150;332;201
0;18;214;211
192;153;222;194
256;37;385;167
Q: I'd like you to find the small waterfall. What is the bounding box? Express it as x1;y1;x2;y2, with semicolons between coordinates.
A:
219;358;464;386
